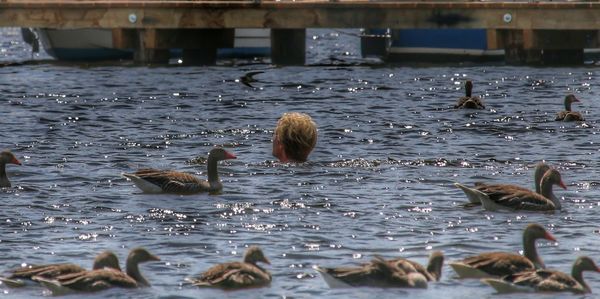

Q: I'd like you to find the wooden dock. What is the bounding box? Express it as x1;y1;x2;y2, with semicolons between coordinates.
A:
2;0;600;64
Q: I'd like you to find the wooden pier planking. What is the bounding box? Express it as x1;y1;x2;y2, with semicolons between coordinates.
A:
2;1;600;65
2;1;600;30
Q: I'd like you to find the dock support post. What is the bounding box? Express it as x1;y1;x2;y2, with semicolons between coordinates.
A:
134;29;169;64
180;29;234;65
271;29;306;65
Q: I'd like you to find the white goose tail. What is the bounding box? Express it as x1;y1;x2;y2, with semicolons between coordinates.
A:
454;183;485;204
449;262;493;279
481;278;534;294
313;265;352;288
122;173;163;193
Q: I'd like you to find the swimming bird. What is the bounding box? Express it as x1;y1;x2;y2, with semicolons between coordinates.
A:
240;71;264;88
186;246;271;290
0;150;21;188
455;80;485;109
1;251;121;288
454;168;566;211
449;224;555;279
122;147;236;194
459;162;553;205
33;248;159;295
556;94;584;121
482;256;600;294
314;251;443;288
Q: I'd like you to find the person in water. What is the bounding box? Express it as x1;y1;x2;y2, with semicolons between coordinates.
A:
272;112;317;163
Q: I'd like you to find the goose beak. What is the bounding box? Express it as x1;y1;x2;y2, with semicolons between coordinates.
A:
262;257;271;265
544;232;557;242
150;254;161;262
225;151;237;160
558;180;567;190
10;157;21;165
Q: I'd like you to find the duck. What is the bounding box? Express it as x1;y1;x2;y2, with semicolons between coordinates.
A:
122;147;236;194
556;94;584;121
1;251;121;288
33;248;159;295
455;80;485;109
482;256;600;294
460;162;553;205
454;168;566;211
449;224;555;278
0;150;21;188
186;246;271;290
314;251;444;288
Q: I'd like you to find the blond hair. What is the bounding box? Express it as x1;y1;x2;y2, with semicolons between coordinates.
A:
275;112;317;162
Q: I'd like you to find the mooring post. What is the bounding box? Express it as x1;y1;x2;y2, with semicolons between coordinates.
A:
180;29;234;65
134;29;170;64
271;29;306;65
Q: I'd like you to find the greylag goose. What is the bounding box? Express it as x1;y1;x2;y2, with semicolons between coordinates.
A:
33;248;159;295
186;246;271;289
455;168;566;211
123;147;236;194
1;251;120;288
455;80;485;109
449;224;555;278
0;150;21;188
314;251;444;288
460;162;553;205
482;256;600;294
556;94;584;121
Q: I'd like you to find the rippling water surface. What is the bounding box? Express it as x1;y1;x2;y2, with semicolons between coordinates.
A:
1;27;600;299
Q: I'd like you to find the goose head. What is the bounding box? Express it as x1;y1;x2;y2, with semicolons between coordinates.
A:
208;148;237;162
541;169;567;190
523;223;556;269
427;251;444;281
243;246;270;265
564;94;580;111
1;150;21;165
92;251;122;271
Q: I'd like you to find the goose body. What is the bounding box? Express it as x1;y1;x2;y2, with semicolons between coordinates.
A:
455;168;566;211
556;94;584;121
34;248;159;295
0;251;120;288
186;246;271;290
450;224;555;278
123;148;236;194
0;150;21;188
455;80;485;109
482;256;600;294
458;163;552;205
315;251;443;288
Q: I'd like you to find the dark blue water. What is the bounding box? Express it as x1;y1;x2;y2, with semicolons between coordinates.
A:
1;27;600;298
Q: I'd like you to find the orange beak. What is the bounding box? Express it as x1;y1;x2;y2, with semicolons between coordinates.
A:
225;151;237;160
544;231;557;242
558;180;567;190
10;157;21;165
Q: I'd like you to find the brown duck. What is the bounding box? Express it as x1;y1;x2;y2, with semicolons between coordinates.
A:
455;80;485;109
314;251;444;288
449;224;555;278
0;150;21;188
33;248;159;295
455;168;566;211
186;246;272;289
1;251;120;288
123;147;236;194
556;94;584;121
483;256;600;294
